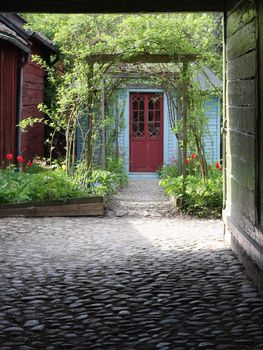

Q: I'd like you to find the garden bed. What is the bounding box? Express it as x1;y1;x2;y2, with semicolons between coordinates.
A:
0;197;104;217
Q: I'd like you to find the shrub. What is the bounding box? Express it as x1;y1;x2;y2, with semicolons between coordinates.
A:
0;162;127;204
0;153;127;204
158;160;179;179
159;167;223;218
0;168;90;204
107;157;128;187
89;169;117;196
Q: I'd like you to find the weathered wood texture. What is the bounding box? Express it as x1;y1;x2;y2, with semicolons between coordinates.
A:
0;197;104;217
0;0;225;13
21;45;47;161
0;41;21;164
224;0;263;270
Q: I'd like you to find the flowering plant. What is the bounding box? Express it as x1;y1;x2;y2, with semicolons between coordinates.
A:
6;154;13;161
17;156;24;163
215;161;222;171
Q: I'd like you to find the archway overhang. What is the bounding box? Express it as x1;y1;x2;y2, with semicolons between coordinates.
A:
86;51;196;175
86;53;199;64
0;0;226;13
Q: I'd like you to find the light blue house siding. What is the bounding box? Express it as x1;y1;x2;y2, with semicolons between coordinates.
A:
203;97;221;163
118;88;221;176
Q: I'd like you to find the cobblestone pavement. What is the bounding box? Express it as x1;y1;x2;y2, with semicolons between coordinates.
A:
0;217;263;350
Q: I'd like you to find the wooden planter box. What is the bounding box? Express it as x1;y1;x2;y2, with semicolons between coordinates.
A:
171;196;182;208
0;197;104;217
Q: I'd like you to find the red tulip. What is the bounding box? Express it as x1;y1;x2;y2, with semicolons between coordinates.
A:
191;153;197;159
185;158;190;165
17;156;24;163
27;161;33;167
219;167;222;171
215;162;220;169
6;153;13;160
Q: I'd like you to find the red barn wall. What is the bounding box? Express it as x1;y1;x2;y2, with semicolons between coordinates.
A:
0;41;21;164
21;45;46;162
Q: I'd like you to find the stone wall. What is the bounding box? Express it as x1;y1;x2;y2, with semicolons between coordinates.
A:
224;0;263;289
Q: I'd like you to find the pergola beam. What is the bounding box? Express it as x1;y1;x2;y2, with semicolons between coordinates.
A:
105;72;177;79
86;53;198;64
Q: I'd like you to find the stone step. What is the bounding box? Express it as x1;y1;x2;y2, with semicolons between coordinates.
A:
107;207;178;218
106;179;178;218
108;200;173;209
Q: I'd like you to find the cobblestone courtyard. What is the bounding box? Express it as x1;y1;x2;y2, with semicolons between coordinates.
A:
0;217;263;349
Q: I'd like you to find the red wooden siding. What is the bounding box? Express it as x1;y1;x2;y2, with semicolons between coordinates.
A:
0;41;21;164
21;46;46;161
130;93;163;172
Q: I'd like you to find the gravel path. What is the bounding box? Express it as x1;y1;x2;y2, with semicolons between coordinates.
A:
0;217;263;349
107;179;177;217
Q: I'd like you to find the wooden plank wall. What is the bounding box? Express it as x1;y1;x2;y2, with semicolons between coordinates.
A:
21;45;46;161
224;0;263;274
0;41;21;164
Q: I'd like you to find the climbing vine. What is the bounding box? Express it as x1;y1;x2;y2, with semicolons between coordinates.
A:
21;13;222;183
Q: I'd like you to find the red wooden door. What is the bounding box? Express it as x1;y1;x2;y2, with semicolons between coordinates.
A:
130;93;163;172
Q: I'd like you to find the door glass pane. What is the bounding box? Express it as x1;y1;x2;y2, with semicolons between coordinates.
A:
133;95;145;111
148;122;160;138
139;98;144;110
133;122;144;137
149;98;154;110
133;99;138;110
149;96;160;110
139;111;144;122
155;111;160;122
132;94;145;137
154;98;160;110
147;95;161;138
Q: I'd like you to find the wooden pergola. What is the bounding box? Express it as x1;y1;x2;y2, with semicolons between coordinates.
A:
86;51;198;179
86;53;199;64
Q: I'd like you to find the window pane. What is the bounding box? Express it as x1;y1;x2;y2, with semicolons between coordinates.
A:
139;98;144;110
133;111;138;122
155;111;160;122
133;99;138;110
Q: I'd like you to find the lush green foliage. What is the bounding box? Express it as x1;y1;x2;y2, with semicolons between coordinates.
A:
19;14;223;197
158;158;179;179
159;162;223;218
0;168;88;204
0;157;127;204
106;158;128;187
21;13;222;175
24;14;222;62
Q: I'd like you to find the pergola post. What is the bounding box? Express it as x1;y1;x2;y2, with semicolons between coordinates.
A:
114;96;119;159
87;62;94;171
101;78;106;169
182;62;189;190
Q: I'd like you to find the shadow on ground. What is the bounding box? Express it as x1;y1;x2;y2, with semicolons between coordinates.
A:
0;217;262;349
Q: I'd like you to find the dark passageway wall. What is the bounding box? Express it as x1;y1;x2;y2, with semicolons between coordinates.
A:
223;0;263;290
